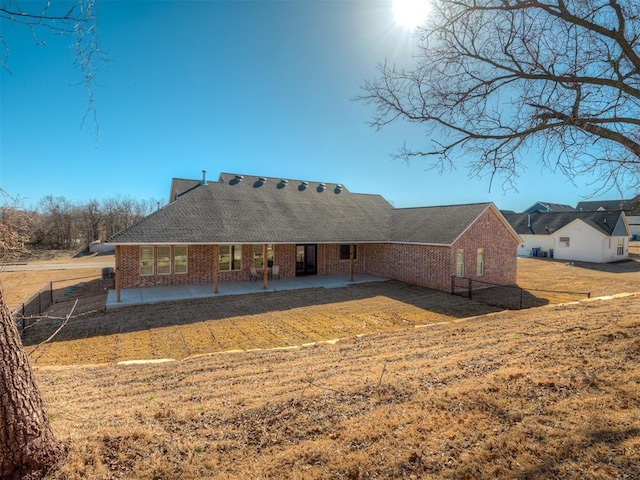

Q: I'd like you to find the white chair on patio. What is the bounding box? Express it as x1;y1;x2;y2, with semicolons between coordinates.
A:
250;266;259;281
271;265;280;280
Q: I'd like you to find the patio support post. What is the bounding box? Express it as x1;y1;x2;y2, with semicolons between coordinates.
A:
213;244;219;294
262;243;268;290
349;244;354;282
115;245;121;302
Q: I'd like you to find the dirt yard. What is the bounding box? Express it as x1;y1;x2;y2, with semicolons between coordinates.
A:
9;254;640;366
1;250;113;310
37;292;640;479
2;249;639;478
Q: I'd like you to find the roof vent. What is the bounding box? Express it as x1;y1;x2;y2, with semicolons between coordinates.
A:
253;177;267;188
229;174;244;185
317;182;326;192
298;181;309;191
334;184;343;194
277;179;288;190
201;170;207;185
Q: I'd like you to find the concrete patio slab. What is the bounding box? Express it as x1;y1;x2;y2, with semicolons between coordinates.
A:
106;274;388;309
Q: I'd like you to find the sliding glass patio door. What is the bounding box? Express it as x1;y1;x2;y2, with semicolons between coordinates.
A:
295;244;317;276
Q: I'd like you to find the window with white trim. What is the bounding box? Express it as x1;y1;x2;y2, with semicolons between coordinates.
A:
157;246;171;274
140;246;154;275
174;246;188;273
456;249;465;277
617;238;625;255
476;248;484;276
219;245;242;271
559;237;570;247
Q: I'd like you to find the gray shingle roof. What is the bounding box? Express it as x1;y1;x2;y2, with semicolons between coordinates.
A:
504;211;629;237
523;202;576;213
576;196;640;213
111;174;391;244
109;174;511;246
391;203;492;244
169;178;202;202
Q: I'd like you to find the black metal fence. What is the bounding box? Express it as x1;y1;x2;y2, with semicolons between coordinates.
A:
451;275;591;310
11;275;100;331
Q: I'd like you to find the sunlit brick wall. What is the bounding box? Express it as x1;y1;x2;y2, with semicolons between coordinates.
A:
274;244;296;278
361;208;518;292
317;244;363;276
451;208;518;286
362;243;452;291
119;245;214;288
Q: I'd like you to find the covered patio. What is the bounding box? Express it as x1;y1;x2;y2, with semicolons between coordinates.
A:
106;274;388;309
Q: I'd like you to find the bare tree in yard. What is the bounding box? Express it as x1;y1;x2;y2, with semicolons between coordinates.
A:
37;195;77;250
0;289;64;479
1;1;103;477
77;199;103;248
0;193;31;262
0;192;65;479
102;195;158;239
360;0;640;194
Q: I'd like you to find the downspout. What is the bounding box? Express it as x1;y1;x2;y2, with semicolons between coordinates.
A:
213;244;219;294
115;245;121;302
263;244;268;290
349;244;354;282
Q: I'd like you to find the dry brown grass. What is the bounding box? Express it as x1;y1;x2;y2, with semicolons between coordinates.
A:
0;250;638;478
23;281;505;366
37;293;640;479
14;255;640;367
1;250;113;310
1;268;105;312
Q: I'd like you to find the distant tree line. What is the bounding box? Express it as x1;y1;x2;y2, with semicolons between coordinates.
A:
1;194;161;254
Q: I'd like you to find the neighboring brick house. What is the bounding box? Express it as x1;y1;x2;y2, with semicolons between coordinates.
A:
107;173;521;301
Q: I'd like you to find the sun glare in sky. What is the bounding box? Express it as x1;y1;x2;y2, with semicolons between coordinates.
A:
392;0;431;30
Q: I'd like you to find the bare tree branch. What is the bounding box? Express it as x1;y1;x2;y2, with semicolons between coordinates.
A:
28;300;78;357
359;0;640;194
0;0;107;144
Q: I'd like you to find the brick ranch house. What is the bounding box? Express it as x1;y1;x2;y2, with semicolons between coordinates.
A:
107;173;521;301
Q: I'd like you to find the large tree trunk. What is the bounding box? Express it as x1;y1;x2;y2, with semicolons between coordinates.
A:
0;287;64;479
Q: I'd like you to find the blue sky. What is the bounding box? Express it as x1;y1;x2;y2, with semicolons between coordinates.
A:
1;0;635;212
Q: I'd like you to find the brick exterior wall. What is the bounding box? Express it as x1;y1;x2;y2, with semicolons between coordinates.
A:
360;243;452;291
275;244;296;278
450;207;518;287
120;245;215;289
117;209;517;293
317;244;363;276
119;243;301;288
359;208;517;291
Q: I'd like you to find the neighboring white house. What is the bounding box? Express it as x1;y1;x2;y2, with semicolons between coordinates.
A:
576;196;640;238
504;211;631;263
628;213;640;238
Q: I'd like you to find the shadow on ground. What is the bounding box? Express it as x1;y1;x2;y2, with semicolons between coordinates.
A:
20;280;550;347
570;257;640;274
